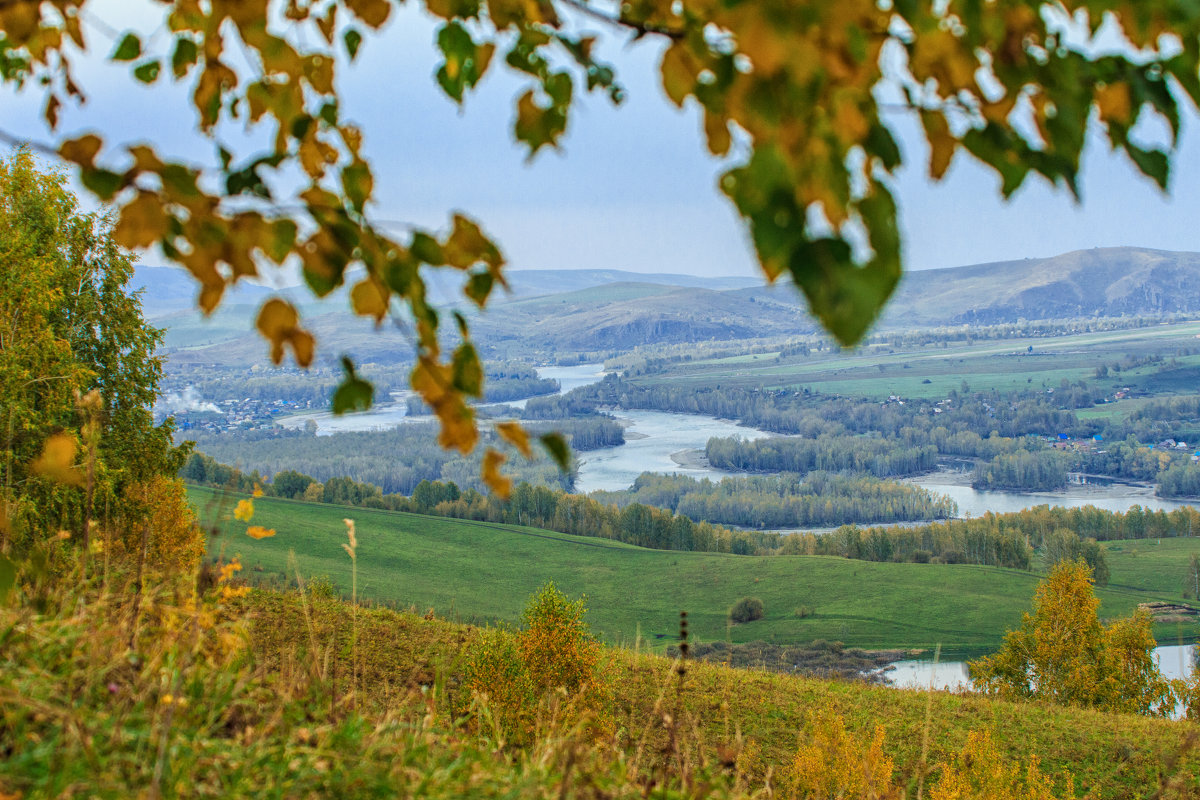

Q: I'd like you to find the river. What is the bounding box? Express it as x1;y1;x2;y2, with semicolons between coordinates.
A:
277;363;607;434
573;409;773;493
283;366;1200;522
886;643;1197;695
908;469;1196;517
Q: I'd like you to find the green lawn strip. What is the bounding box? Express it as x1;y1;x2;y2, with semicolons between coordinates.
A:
194;487;1190;654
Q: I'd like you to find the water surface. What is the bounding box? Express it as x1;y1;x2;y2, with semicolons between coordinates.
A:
887;644;1197;694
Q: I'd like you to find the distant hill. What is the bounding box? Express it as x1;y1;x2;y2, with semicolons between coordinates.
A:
144;247;1200;364
132;265;278;318
502;269;761;297
879;247;1200;326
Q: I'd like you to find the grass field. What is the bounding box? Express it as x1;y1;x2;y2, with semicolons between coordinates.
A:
192;487;1199;655
645;320;1200;400
1105;536;1200;596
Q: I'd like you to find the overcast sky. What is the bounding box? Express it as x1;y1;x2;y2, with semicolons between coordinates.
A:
6;1;1200;279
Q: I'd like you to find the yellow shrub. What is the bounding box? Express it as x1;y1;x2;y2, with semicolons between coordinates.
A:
117;475;204;574
788;712;899;800
931;730;1069;800
466;582;612;745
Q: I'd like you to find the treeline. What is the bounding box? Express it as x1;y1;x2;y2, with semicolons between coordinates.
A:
1157;463;1200;498
972;450;1068;491
184;455;1200;576
705;435;938;478
186;422;574;495
785;503;1200;569
965;438;1179;492
592;471;957;529
526;418;624;450
580;376;1098;441
184;457;778;555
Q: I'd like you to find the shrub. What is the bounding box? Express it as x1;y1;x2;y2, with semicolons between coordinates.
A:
465;582;610;745
730;596;764;624
464;627;533;743
519;582;600;695
118;475;204;573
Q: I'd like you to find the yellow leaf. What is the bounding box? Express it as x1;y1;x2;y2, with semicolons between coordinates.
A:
443;214;503;270
909;28;976;93
736;14;789;76
347;0;392;27
1095;82;1132;125
482;447;512;498
350;277;389;322
246;525;276;539
921;111;956;181
233;499;255;522
253;484;264;498
58;134;103;167
31;433;84;487
255;298;314;367
291;329;315;368
114;191;169;249
496;421;533;458
660;43;695;107
832;94;870;146
705;111;732;157
411;357;479;453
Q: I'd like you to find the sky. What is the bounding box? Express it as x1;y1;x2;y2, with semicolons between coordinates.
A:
4;1;1200;280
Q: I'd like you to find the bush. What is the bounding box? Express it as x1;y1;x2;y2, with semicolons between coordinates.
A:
730;596;765;624
465;582;610;745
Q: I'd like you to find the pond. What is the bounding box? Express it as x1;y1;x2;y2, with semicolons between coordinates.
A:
885;644;1197;694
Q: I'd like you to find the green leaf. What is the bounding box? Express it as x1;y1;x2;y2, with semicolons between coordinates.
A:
1125;143;1170;191
411;231;445;265
111;33;142;62
80;168;123;201
540;432;571;472
344;28;363;61
435;21;494;103
341;160;372;213
464;269;494;306
133;59;161;84
450;342;483;396
332;357;374;414
171;37;198;77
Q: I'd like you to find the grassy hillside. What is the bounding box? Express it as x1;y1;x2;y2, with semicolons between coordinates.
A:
242;590;1200;800
1106;537;1200;596
193;487;1196;654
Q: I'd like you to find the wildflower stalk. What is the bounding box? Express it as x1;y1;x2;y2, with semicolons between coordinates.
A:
344;519;358;708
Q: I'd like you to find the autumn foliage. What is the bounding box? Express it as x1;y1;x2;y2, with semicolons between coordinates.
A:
466;581;609;744
117;475;205;574
970;560;1176;715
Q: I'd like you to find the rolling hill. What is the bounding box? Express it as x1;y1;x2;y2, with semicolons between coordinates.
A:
192;486;1196;654
145;246;1200;364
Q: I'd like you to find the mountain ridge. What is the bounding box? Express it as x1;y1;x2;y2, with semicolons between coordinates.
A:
141;246;1200;363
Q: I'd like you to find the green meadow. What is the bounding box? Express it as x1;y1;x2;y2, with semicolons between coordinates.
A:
193;487;1198;655
646;320;1200;400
